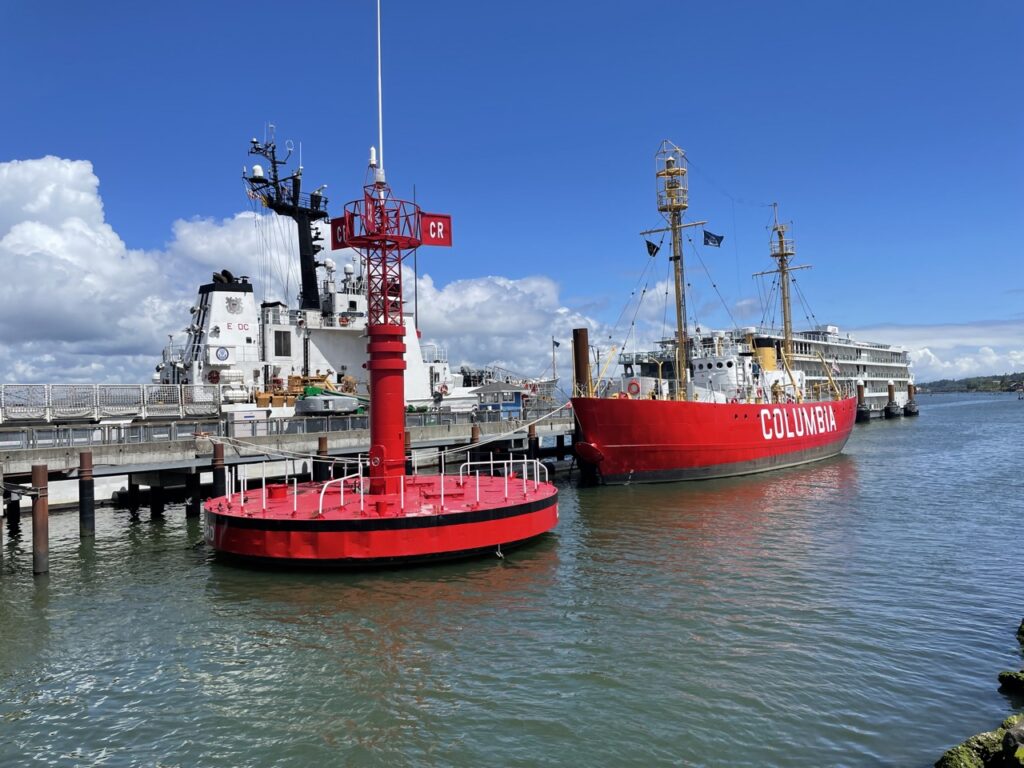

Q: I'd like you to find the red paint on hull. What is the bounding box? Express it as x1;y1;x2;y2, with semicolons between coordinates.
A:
204;474;558;565
571;395;858;484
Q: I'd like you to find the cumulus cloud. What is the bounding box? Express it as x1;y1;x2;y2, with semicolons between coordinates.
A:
3;156;1014;390
850;320;1024;382
414;273;599;381
0;156;604;387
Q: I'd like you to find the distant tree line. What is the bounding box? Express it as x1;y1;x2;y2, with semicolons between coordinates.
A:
919;372;1024;393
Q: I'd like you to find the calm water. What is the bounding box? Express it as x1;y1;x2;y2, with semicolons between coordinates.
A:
2;393;1022;767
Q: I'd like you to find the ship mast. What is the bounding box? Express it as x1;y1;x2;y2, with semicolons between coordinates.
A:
652;142;706;401
245;136;329;314
770;203;796;358
754;203;809;361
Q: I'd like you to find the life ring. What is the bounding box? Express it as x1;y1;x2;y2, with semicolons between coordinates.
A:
439;383;449;395
339;315;350;326
627;379;641;396
207;369;220;384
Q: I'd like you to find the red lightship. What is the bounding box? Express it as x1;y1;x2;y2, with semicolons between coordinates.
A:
571;142;857;485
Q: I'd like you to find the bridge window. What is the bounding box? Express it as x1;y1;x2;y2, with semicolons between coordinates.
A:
274;331;291;357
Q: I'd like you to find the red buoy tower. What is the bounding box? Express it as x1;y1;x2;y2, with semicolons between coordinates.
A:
343;151;421;495
202;144;559;566
204;2;558;565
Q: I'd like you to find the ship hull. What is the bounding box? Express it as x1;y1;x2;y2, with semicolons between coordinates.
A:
571;396;858;485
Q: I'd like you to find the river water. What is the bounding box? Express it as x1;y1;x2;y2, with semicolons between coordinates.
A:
2;392;1022;767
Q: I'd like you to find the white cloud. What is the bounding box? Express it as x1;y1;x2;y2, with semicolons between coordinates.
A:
851;320;1024;382
0;157;606;387
3;156;1014;389
414;273;599;381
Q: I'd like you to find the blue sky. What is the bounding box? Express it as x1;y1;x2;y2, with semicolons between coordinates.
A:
1;0;1022;382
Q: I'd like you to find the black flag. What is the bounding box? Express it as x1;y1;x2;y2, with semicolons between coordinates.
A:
645;239;660;257
703;230;724;247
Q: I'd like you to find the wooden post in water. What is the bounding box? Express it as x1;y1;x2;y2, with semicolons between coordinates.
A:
556;434;566;460
126;476;140;513
150;482;165;519
31;464;49;575
5;486;19;523
469;423;481;464
315;436;329;482
78;451;95;537
212;443;226;497
528;424;539;461
185;470;201;518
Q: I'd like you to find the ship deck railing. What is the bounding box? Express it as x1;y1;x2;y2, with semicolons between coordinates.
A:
0;384;222;425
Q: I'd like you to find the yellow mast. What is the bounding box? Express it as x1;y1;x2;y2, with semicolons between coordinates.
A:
770;202;796;359
754;203;810;401
656;142;690;401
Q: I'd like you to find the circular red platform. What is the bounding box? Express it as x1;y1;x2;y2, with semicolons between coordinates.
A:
204;472;558;566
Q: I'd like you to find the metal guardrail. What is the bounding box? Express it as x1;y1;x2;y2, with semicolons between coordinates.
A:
0;408;573;451
0;421;224;451
0;384;222;424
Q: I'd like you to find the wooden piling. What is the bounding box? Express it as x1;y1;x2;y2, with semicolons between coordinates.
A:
211;442;226;497
78;451;95;537
150;484;165;519
468;424;481;464
126;477;140;513
315;436;329;482
31;464;48;575
5;488;19;523
186;470;201;518
528;424;539;461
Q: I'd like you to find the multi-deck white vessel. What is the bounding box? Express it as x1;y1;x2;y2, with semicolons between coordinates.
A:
616;323;915;417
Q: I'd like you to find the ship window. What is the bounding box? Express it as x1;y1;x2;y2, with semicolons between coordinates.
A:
274;331;291;357
716;362;723;368
348;300;357;311
726;361;734;368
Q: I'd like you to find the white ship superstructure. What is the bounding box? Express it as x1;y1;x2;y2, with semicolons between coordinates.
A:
158;258;446;404
609;325;912;413
599;202;914;416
